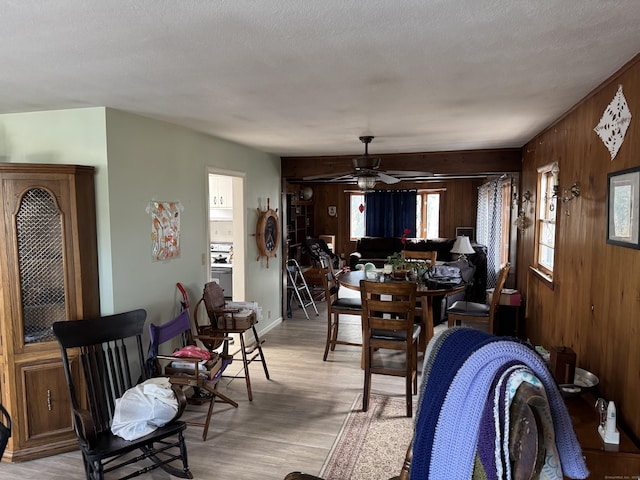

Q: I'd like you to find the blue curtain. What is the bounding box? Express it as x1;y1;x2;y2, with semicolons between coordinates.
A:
365;190;417;237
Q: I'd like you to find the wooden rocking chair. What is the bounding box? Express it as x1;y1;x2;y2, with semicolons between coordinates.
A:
53;309;192;480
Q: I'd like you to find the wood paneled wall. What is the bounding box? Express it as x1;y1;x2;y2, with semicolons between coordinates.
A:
282;148;522;179
282;147;522;260
285;179;482;262
518;53;640;441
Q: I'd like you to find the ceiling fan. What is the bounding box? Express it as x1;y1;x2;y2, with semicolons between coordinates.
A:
302;136;433;191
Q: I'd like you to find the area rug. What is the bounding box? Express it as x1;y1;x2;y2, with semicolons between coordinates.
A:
319;394;413;480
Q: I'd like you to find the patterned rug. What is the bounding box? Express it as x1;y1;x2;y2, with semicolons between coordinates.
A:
319;394;414;480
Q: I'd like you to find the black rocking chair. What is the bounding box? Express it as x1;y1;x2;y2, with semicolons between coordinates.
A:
53;309;193;480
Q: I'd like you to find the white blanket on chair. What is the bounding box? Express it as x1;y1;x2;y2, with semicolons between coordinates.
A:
111;377;178;441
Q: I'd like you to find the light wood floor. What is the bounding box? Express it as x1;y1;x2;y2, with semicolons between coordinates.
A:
0;291;443;480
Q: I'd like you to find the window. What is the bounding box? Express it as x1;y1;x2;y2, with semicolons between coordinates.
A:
349;190;441;240
500;181;512;266
536;164;557;277
416;192;440;239
349;193;365;240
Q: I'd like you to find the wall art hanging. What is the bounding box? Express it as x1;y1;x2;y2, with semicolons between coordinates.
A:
146;201;183;261
594;84;632;161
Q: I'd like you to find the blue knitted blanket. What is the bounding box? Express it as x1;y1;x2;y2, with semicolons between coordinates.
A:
410;328;588;480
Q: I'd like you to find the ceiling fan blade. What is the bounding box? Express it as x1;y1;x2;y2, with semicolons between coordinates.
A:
378;172;401;184
330;174;356;182
302;171;352;181
384;170;434;177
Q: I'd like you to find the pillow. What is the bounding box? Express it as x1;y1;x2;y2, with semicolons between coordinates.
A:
171;345;211;360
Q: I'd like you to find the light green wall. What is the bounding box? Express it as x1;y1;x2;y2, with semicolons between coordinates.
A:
0;107;114;307
0;107;283;332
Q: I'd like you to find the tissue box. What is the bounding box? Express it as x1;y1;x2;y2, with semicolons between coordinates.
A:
487;288;521;306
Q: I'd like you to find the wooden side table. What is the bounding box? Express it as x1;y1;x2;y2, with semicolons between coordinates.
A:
488;288;523;337
564;392;640;478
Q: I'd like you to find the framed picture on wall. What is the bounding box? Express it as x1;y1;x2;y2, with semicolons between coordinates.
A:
607;165;640;249
455;226;475;240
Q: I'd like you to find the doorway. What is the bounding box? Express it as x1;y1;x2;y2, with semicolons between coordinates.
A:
208;170;245;300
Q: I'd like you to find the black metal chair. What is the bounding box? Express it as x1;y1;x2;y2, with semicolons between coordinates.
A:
0;403;11;460
53;309;193;480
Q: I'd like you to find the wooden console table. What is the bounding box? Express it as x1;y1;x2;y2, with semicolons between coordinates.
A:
564;392;640;478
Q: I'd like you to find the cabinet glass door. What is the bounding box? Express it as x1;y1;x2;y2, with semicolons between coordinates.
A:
16;188;66;344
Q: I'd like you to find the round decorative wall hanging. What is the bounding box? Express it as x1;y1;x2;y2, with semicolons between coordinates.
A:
255;198;280;268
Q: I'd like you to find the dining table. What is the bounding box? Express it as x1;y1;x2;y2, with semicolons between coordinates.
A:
337;270;466;352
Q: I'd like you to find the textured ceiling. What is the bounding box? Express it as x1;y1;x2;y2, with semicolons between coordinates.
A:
1;1;639;157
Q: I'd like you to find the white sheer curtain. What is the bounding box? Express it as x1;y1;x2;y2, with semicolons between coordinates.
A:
476;179;504;288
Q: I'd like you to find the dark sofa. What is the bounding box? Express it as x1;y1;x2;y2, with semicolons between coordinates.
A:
349;237;488;323
349;236;405;268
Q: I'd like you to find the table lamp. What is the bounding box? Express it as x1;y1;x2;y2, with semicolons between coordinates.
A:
451;235;475;261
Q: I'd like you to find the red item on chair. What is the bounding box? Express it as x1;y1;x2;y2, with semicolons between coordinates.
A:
171;345;211;360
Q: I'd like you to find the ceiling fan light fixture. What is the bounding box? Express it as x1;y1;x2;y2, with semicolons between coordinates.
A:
357;174;377;191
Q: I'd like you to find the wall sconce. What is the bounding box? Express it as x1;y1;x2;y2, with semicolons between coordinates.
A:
555;183;581;203
551;162;580;207
549;162;580;217
514;210;530;231
512;190;532;207
513;189;532;231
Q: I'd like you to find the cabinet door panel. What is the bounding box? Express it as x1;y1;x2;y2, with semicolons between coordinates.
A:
20;361;75;440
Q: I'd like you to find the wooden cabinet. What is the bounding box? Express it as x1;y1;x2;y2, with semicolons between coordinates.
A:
209;174;233;209
565;393;640;478
0;164;100;462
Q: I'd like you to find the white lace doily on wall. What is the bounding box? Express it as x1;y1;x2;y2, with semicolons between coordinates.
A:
594;84;632;161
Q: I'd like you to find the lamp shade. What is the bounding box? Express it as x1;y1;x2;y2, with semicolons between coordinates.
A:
451;235;475;255
357;175;377;191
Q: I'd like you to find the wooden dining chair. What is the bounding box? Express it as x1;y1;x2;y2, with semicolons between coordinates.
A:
53;309;192;480
401;250;437;346
360;279;420;417
402;249;437;265
322;268;363;361
447;262;511;334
